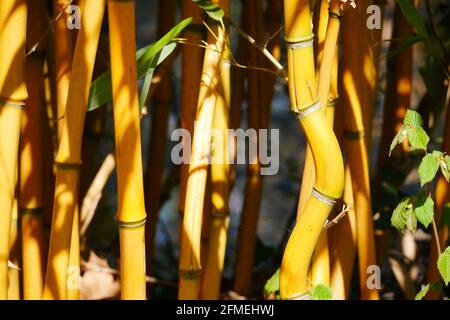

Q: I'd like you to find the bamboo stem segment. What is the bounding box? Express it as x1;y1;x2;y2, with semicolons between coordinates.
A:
43;0;106;299
108;0;147;300
0;0;28;300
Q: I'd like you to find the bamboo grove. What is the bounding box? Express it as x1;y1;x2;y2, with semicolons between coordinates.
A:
0;0;449;301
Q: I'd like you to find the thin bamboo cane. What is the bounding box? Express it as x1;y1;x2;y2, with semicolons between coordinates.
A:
233;0;265;296
178;0;227;299
8;199;20;300
280;0;344;299
426;101;450;299
342;2;379;299
200;7;231;296
144;0;175;275
54;0;75;141
0;0;28;300
108;0;147;300
329;164;357;299
20;0;47;299
179;0;205;217
43;0;106;299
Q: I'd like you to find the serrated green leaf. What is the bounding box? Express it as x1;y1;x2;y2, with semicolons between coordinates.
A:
192;0;224;21
403;109;424;127
389;126;408;157
87;18;192;111
406;206;417;232
418;152;441;185
437;246;450;285
407;126;429;151
391;197;412;231
264;268;280;296
396;0;430;40
309;284;332;300
414;284;430;300
414;191;434;228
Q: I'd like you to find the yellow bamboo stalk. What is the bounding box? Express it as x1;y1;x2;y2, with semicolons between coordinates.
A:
19;0;47;300
8;199;20;300
43;0;106;299
54;0;75;141
108;0;147;300
144;0;176;275
426;101;450;299
179;0;205;217
234;0;265;296
179;0;226;299
0;0;28;300
329;164;357;299
342;2;379;299
200;3;231;296
280;0;344;299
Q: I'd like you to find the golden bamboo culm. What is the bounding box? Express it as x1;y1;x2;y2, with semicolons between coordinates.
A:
20;0;47;300
43;0;106;299
280;0;344;299
0;0;28;300
179;0;227;300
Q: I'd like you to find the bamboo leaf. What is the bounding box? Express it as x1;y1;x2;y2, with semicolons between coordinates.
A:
418;151;442;186
395;0;430;40
414;191;434;229
386;35;424;60
414;284;430;300
264;268;280;296
87;17;192;111
437;246;450;285
192;0;224;21
309;284;332;300
391;197;412;231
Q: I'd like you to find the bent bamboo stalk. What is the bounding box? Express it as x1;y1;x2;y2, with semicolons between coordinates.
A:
0;0;28;300
108;0;147;300
280;0;344;299
179;0;226;299
43;0;106;299
20;0;47;299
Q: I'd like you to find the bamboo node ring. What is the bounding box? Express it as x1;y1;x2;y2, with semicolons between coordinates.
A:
312;187;338;206
118;218;147;229
285;35;314;50
295;100;321;120
328;10;343;20
179;268;202;280
0;97;26;109
20;207;44;217
343;130;365;140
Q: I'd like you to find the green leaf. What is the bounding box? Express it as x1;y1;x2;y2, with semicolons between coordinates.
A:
414;284;430;300
386;35;425;60
403;109;424;127
264;268;280;296
87;18;192;111
407;126;429;151
392;197;412;231
439;156;450;182
405;206;417;232
437;246;450;285
192;0;224;22
309;284;332;300
389;126;408;157
418;151;442;186
395;0;429;40
414;191;434;228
